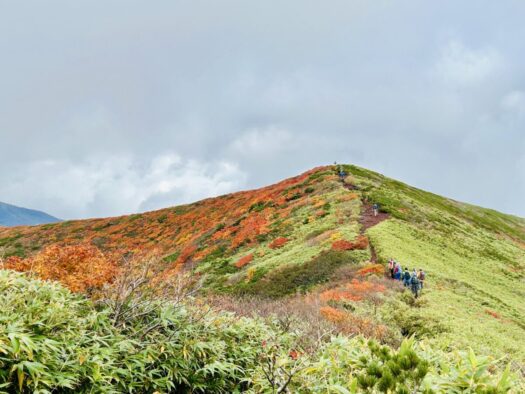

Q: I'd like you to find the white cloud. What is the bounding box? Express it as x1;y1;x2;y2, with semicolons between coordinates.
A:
229;126;294;158
435;40;503;85
1;2;524;218
501;90;525;115
1;155;246;219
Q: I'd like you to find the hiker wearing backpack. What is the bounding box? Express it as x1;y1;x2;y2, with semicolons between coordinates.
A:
388;258;395;278
410;271;420;298
339;170;347;181
373;203;379;217
403;268;411;287
417;269;426;290
394;263;402;280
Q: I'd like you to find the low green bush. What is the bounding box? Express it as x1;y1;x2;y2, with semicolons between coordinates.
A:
246;250;360;298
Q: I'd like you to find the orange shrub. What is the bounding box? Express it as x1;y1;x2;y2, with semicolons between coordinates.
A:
5;244;117;292
269;237;289;249
235;253;254;268
231;212;269;249
321;288;363;302
320;306;347;323
353;235;369;249
320;279;386;303
338;193;359;202
315;209;328;218
3;256;31;271
357;263;385;277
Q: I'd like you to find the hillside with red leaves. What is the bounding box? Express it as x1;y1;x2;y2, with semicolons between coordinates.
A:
2;166;357;290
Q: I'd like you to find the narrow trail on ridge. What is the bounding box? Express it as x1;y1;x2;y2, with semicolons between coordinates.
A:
341;180;390;263
359;203;390;233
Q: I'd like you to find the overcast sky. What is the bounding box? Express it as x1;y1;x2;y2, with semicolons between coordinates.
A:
1;1;524;219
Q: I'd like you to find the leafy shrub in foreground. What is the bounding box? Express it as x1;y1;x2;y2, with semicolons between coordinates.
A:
0;270;518;393
0;270;269;393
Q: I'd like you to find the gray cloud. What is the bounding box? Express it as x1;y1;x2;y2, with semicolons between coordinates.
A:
0;1;524;219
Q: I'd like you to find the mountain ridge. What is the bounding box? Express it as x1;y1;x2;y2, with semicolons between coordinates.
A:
1;164;524;364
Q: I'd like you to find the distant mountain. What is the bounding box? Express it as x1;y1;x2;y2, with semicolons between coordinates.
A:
0;201;61;227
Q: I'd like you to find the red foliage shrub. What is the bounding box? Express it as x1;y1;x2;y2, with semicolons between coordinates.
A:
331;235;369;251
485;309;501;319
235;253;254;268
269;237;289;249
331;240;354;251
176;244;198;266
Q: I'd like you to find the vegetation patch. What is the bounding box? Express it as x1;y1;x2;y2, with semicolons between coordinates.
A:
245;250;360;298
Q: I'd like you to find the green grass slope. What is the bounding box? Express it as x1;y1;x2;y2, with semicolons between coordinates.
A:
351;164;525;362
201;164;525;363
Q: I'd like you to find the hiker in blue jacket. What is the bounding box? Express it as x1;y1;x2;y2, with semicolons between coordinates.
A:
394;262;402;280
338;169;347;181
402;268;411;287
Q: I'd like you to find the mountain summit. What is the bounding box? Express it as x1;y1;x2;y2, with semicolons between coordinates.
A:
0;201;60;227
1;165;524;363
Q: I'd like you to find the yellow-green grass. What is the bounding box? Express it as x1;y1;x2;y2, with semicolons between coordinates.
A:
368;219;525;361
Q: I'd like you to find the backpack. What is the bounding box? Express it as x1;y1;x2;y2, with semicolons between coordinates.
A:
404;271;410;280
411;275;419;285
419;271;426;280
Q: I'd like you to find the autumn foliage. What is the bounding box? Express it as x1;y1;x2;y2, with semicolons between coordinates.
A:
320;306;388;341
320;279;386;303
0;167;333;279
331;235;369;251
268;237;289;249
5;245;117;292
485;309;501;319
0;167;336;288
356;263;385;277
235;254;254;269
319;306;347;323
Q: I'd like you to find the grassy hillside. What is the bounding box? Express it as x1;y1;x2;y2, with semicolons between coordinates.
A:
1;164;524;368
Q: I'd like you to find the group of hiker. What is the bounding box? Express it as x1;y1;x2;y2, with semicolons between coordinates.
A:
387;259;426;298
334;164;425;297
